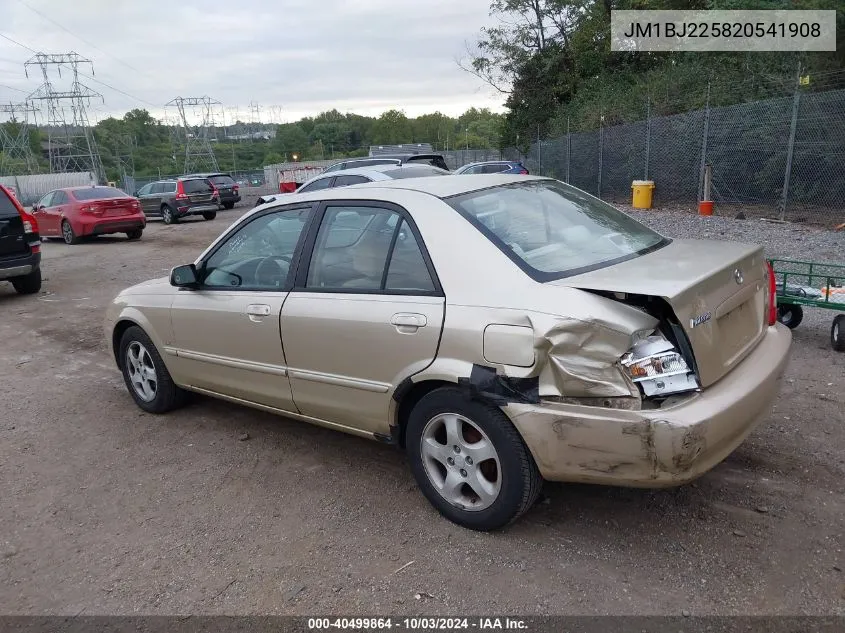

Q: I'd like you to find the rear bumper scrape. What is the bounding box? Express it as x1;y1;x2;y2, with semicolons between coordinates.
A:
505;324;792;487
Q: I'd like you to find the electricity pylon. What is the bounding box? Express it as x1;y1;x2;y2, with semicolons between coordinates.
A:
0;101;39;175
165;96;220;174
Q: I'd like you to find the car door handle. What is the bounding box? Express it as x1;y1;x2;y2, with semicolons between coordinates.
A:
246;304;271;321
391;313;427;331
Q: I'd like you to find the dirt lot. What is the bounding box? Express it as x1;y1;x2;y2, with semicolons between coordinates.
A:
1;190;843;616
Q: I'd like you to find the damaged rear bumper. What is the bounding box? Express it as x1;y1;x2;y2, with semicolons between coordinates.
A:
505;323;792;487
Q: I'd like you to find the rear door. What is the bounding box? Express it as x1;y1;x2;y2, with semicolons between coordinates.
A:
47;191;69;234
280;201;445;435
0;187;28;259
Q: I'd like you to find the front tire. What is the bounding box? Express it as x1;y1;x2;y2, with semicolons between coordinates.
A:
12;267;41;294
61;220;80;245
832;315;845;352
126;229;143;240
118;325;187;413
202;211;217;221
777;304;803;329
405;387;542;531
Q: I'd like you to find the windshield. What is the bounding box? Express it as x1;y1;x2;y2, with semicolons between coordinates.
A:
383;166;448;179
446;180;668;280
72;187;127;201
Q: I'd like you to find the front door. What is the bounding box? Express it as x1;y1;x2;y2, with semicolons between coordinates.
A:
32;191;56;236
169;205;314;411
281;202;445;435
136;183;158;215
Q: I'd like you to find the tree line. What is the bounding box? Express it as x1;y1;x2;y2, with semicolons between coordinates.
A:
0;107;505;182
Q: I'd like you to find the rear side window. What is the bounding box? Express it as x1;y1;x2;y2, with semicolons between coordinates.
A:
209;175;235;187
333;175;370;187
0;188;20;219
481;164;508;174
72;187;127;201
52;191;69;205
182;179;214;194
298;177;333;193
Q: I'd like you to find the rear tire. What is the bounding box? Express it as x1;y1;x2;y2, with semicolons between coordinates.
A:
832;315;845;352
202;211;217;221
405;386;542;531
118;325;187;413
223;202;235;210
161;205;177;224
777;304;803;329
11;267;41;294
61;219;80;245
126;229;143;240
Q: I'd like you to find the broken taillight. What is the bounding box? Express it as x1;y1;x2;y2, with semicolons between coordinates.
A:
621;333;700;398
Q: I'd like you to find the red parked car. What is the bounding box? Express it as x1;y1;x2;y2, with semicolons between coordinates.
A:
31;185;146;245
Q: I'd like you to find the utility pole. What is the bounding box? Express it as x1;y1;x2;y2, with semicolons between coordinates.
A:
25;52;105;182
165;96;221;174
0;101;39;175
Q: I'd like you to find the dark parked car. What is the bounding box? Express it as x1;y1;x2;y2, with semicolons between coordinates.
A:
323;153;450;173
0;184;42;295
454;161;529;175
134;178;219;224
184;172;241;209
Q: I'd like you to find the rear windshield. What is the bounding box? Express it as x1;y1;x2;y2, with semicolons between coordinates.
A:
446;180;668;281
384;166;448;179
406;155;449;170
0;188;20;219
182;179;214;193
209;175;235;186
72;186;127;201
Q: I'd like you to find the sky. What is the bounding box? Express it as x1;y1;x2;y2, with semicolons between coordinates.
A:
0;0;506;125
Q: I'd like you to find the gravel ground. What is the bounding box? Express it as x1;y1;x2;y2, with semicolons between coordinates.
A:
0;190;843;617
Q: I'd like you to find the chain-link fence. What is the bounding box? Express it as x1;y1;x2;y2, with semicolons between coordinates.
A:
515;74;845;225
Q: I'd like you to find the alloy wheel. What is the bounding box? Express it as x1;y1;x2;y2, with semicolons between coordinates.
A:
126;341;158;402
420;413;502;511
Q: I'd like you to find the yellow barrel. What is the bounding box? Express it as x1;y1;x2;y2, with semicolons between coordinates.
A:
631;180;655;209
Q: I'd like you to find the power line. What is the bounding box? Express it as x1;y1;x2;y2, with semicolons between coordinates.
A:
0;31;159;108
14;0;146;75
0;83;28;94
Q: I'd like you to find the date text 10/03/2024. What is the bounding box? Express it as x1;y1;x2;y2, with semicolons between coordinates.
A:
307;617;529;630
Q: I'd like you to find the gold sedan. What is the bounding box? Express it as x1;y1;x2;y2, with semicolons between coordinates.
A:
105;175;792;531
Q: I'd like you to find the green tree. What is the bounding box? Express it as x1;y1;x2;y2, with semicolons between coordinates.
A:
371;109;414;145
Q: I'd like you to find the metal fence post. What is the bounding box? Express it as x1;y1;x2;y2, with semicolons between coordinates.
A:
537;124;542;175
698;83;711;202
644;94;651;180
780;68;802;220
565;118;571;184
597;110;603;198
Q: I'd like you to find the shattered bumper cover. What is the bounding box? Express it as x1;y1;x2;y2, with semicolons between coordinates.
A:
505;324;792;487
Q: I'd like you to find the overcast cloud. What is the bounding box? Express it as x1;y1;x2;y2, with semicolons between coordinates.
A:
0;0;504;124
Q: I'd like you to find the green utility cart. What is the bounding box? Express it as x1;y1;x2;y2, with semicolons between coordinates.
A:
768;258;845;352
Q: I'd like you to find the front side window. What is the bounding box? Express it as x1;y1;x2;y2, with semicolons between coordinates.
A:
37;192;55;208
202;207;312;289
137;184;152;196
52;191;68;205
305;206;434;293
446;180;668;280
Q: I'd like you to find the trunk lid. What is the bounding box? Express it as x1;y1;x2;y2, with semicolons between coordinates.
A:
551;239;769;387
92;198;137;217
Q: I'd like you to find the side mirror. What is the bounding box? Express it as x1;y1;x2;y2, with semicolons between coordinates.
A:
32;204;38;212
170;264;199;288
133;191;140;197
